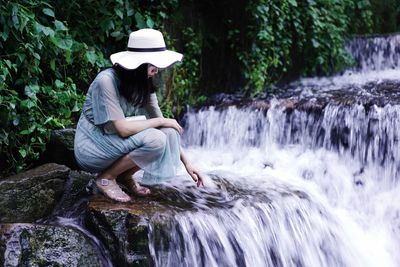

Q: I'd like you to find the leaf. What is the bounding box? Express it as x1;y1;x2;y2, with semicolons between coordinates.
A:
54;20;68;31
12;5;20;29
32;52;41;60
65;49;72;63
44;116;53;124
100;19;115;33
24;85;39;98
21;99;35;109
50;59;56;71
127;7;135;17
51;37;73;50
72;101;80;112
17;53;26;64
307;0;316;5
19;148;27;158
42;8;55;18
42;26;55;36
0;31;9;41
123;16;132;27
146;17;154;28
288;0;298;7
135;12;146;29
55;79;64;88
29;124;36;133
115;8;123;19
85;51;97;65
311;39;320;48
12;14;20;30
5;60;12;69
110;31;121;37
20;129;30;135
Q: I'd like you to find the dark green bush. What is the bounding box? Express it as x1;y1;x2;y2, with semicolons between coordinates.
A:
232;0;373;95
0;0;179;175
368;0;400;33
0;1;100;173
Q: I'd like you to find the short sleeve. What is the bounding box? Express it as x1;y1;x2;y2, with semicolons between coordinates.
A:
91;73;125;125
144;93;164;118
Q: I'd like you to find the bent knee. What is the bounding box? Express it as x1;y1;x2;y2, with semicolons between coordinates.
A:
160;127;179;141
142;128;167;152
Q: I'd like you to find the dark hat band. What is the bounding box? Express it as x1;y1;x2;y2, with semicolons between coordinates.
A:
127;47;166;52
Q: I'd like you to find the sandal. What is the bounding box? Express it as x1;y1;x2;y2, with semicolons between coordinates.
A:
118;175;151;197
95;178;131;202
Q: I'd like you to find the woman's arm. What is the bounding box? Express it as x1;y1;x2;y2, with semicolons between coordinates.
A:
181;149;204;187
112;117;182;137
144;93;164;118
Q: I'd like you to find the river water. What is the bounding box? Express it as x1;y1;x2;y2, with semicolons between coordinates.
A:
146;34;400;266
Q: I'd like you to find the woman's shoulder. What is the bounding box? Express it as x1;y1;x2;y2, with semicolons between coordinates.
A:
93;68;120;88
96;68;117;80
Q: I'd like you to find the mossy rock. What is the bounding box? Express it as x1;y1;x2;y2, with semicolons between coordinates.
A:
85;194;170;267
0;163;69;223
52;170;95;217
41;128;79;170
0;223;103;267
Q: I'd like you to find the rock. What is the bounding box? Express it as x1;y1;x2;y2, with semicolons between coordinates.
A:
41;128;79;170
51;170;95;217
0;163;69;223
85;194;168;267
0;223;102;266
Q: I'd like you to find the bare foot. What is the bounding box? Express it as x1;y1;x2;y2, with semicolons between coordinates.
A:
95;178;131;202
117;174;151;197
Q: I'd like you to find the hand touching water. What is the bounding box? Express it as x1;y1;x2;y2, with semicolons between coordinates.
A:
184;163;204;187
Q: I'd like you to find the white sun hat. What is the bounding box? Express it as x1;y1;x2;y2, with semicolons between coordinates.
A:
110;28;183;70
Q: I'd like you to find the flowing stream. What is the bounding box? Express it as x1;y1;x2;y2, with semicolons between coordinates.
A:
146;34;400;266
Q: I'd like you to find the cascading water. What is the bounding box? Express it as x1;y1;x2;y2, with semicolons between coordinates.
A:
146;34;400;266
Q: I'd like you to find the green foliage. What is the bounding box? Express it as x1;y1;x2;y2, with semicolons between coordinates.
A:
232;0;372;96
346;0;373;34
53;0;178;53
368;0;400;33
0;1;103;173
163;27;205;116
0;0;179;175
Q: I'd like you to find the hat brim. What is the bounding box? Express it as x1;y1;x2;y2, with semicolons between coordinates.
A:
110;50;183;69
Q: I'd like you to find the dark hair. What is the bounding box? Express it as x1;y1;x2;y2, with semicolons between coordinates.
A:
112;63;155;106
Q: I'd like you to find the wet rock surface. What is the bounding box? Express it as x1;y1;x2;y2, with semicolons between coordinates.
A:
0;163;70;223
0;223;102;267
202;79;400;112
85;193;170;267
52;170;95;217
41;128;79;169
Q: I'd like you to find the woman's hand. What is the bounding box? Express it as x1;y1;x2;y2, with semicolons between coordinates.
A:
184;163;204;187
161;118;183;134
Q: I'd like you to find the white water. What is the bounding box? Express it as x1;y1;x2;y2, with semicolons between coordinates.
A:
147;34;400;267
296;34;400;90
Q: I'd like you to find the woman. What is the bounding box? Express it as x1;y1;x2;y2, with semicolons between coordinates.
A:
74;29;204;202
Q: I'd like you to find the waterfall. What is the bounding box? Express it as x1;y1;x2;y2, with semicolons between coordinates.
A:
182;103;400;185
147;34;400;266
346;34;400;72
